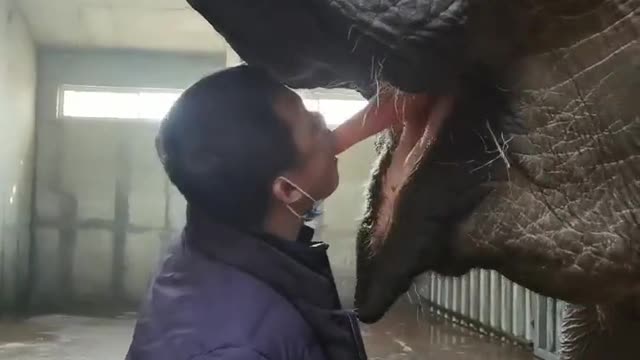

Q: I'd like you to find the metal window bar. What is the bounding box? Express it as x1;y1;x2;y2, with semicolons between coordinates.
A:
416;271;563;360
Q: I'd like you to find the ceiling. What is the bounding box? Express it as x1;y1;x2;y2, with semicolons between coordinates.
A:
17;0;227;53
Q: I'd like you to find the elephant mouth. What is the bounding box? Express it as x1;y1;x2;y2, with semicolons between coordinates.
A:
355;68;511;323
370;95;456;252
355;101;459;323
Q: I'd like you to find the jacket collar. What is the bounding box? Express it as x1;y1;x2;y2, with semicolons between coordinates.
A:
184;209;337;310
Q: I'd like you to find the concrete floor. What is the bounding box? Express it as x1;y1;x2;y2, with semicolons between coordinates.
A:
360;299;534;360
0;300;533;360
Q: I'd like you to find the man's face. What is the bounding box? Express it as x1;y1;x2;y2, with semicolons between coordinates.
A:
274;89;339;201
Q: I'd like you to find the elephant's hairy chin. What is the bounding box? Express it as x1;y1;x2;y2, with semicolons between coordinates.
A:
357;282;414;324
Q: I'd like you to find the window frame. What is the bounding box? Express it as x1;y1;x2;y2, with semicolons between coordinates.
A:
56;84;185;122
56;84;367;128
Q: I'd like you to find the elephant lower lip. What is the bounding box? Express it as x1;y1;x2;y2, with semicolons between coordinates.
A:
334;91;413;155
372;96;456;247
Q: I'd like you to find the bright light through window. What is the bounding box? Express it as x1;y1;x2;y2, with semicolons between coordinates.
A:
59;87;366;126
61;89;181;120
317;99;367;126
302;98;367;127
137;92;182;120
302;99;320;112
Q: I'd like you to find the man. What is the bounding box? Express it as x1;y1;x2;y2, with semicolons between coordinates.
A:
125;65;427;360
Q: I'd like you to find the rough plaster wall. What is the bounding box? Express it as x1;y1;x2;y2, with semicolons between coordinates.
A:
324;138;377;306
0;1;37;315
31;49;225;313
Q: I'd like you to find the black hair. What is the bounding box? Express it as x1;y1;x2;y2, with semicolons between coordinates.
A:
157;65;298;230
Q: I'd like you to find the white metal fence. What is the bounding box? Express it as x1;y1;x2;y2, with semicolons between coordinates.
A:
414;270;564;360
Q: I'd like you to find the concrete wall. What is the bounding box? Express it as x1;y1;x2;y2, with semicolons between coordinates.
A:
0;1;38;314
324;138;376;306
31;48;226;313
30;46;378;313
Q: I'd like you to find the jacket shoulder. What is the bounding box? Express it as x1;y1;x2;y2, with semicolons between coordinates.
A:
127;243;321;360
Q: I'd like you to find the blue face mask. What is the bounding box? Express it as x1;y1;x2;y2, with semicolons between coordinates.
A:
302;201;324;223
279;177;323;222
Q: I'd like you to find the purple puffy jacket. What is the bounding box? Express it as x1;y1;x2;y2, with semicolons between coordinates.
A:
125;210;367;360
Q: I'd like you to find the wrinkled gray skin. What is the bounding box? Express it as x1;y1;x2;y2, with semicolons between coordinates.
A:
188;0;640;358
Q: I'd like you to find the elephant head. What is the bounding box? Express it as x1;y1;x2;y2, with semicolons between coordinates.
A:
350;0;640;324
188;0;640;339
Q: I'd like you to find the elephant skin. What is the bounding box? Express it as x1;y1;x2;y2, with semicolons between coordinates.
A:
187;0;640;358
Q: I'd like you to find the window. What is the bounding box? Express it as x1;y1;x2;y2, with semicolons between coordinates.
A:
301;98;368;128
59;86;367;127
319;99;368;127
59;87;182;121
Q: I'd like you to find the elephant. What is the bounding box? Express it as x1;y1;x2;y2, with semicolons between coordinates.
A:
186;0;640;358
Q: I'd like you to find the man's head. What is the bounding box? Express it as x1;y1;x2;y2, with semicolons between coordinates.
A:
157;65;339;230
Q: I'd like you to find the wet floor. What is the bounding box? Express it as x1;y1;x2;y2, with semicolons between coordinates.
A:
361;299;534;359
0;300;533;360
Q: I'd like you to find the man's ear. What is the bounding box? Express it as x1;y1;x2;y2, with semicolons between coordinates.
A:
272;177;303;205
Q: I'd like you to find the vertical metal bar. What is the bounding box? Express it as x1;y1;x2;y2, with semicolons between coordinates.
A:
547;298;555;351
490;271;501;329
438;275;445;311
429;273;438;304
430;273;437;303
435;274;441;308
513;284;525;338
534;294;541;351
447;276;454;311
479;270;490;324
556;301;564;355
443;276;450;311
526;290;535;342
501;277;513;335
452;276;460;313
461;273;470;317
469;270;479;320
